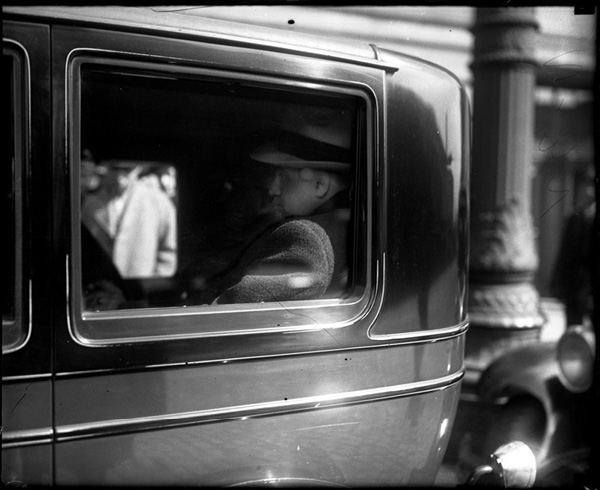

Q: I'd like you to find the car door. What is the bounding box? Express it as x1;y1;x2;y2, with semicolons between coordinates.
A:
2;20;53;486
49;22;395;487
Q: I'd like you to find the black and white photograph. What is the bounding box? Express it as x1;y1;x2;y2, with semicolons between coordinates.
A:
2;4;597;488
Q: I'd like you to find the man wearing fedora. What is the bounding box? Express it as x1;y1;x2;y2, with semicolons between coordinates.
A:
206;108;353;305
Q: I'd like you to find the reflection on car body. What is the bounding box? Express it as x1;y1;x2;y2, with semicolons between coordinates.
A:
3;6;471;487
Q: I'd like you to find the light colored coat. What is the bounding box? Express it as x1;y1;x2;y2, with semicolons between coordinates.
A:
82;181;177;278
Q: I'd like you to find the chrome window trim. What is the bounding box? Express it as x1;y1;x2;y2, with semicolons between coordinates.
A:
2;39;32;355
52;369;463;443
65;255;384;347
66;48;380;346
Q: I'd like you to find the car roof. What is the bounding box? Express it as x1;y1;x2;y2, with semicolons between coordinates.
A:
3;6;389;69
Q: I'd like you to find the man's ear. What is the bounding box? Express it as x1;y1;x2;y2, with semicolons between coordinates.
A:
314;171;331;199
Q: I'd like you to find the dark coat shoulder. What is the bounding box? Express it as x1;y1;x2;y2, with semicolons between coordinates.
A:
214;218;335;304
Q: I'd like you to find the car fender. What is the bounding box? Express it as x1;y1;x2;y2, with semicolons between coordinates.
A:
477;342;559;406
477;341;579;463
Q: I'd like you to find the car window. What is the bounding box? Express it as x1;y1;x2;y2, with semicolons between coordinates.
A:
3;46;27;353
71;57;370;340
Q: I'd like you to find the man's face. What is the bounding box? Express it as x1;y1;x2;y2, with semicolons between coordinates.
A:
268;167;318;217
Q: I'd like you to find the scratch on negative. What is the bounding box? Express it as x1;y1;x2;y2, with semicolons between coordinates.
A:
9;383;32;419
295;422;360;432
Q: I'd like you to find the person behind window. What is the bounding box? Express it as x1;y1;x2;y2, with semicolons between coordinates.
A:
81;159;177;279
201;109;352;305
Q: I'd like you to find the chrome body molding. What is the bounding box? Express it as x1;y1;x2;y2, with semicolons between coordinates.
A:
52;325;467;379
54;370;463;442
2;372;52;383
229;477;349;487
369;317;470;342
1;428;53;448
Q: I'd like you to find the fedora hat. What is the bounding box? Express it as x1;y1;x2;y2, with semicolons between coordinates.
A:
251;107;352;172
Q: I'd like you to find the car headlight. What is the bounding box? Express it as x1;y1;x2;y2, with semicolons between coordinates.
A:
557;324;596;393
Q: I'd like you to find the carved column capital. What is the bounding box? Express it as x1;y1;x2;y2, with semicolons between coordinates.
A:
471;7;540;69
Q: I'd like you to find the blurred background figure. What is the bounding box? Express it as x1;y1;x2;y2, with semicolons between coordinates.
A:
81;153;177;279
550;165;595;326
80;148;106;197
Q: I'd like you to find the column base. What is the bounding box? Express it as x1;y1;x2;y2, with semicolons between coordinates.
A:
465;281;545;385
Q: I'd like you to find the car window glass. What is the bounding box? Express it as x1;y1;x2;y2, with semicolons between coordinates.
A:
77;62;363;314
3;48;26;352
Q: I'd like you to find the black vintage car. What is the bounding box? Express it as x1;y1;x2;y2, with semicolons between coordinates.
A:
2;6;532;487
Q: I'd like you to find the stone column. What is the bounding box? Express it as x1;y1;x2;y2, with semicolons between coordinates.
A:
466;7;545;380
